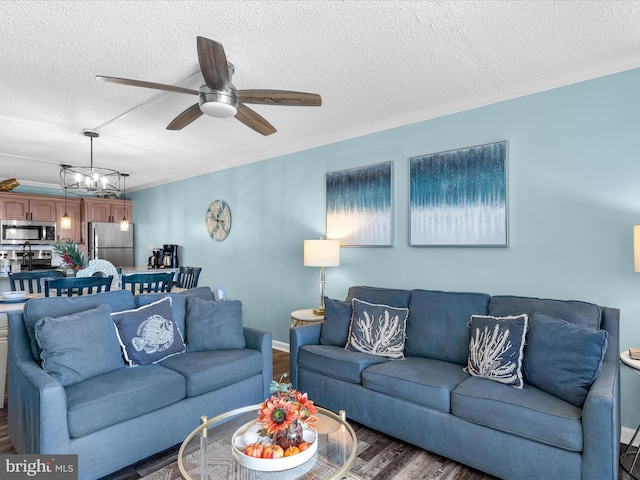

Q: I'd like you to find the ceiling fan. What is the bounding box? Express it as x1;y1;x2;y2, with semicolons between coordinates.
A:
96;37;321;136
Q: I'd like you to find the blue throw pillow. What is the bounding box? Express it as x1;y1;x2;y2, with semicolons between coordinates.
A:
488;295;601;329
345;299;409;359
319;297;352;346
466;314;528;388
523;312;608;407
346;286;411;308
185;297;246;351
34;304;124;386
136;286;216;335
23;289;136;361
112;297;186;366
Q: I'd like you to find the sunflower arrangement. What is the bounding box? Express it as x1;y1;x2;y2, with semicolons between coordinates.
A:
239;375;318;459
52;239;87;272
257;374;318;435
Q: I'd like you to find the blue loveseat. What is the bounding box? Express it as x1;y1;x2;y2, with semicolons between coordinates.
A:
290;286;620;480
8;287;273;479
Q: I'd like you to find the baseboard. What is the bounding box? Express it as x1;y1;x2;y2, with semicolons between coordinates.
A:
272;340;289;352
622;426;639;446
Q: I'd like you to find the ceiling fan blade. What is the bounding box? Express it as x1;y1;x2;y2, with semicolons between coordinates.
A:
237;90;322;107
235;103;276;136
166;103;203;130
96;75;199;95
197;37;229;91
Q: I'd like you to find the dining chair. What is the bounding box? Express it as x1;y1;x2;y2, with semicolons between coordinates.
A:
9;270;65;294
44;275;113;297
175;266;202;289
121;272;173;293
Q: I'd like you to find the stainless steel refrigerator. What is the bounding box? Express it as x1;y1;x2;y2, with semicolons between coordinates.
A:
88;222;134;268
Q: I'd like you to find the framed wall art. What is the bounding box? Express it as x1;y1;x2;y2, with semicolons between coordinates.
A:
326;161;393;246
410;141;507;247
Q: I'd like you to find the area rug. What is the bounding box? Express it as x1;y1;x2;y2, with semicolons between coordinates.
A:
138;422;495;480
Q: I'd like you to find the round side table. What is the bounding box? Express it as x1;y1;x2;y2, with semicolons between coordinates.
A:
291;309;324;327
621;351;640;479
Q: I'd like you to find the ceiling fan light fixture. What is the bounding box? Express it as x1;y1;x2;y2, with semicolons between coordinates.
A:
199;88;238;118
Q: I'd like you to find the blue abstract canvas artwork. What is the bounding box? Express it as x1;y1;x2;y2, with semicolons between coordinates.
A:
326;162;392;246
410;142;507;246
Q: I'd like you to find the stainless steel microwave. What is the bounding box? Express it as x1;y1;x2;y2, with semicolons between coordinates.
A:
0;220;56;245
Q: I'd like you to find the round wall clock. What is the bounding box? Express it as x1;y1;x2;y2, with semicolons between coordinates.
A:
206;200;232;241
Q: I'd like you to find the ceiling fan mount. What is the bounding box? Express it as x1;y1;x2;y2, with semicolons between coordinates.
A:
96;37;321;135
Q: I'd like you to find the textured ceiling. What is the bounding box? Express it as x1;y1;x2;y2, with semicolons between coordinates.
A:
1;0;640;192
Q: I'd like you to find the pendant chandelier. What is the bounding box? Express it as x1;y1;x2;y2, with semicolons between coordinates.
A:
60;130;122;197
119;173;130;232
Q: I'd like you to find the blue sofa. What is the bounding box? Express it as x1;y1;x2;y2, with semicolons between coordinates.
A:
8;287;273;479
290;286;620;480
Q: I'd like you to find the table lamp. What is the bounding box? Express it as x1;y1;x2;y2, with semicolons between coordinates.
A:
304;238;340;315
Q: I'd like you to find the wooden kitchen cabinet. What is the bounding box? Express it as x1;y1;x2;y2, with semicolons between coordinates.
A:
0;193;57;221
82;198;132;224
56;198;81;242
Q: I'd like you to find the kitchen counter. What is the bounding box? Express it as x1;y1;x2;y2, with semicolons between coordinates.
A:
119;266;178;275
0;298;28;410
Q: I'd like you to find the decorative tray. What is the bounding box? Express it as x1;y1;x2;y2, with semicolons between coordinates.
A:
0;297;29;304
0;291;29;303
231;421;317;472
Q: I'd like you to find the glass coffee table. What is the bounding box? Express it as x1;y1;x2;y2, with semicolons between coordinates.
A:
178;404;357;479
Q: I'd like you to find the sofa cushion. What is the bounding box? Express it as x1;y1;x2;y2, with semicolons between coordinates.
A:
185;297;246;351
298;344;388;384
489;295;601;329
465;314;528;388
23;289;136;360
319;297;352;346
136;286;216;336
112;297;186;366
34;304;124;387
362;357;470;412
346;286;411;308
451;376;584;452
65;364;186;438
346;299;409;359
160;349;262;397
523;312;608;407
405;290;490;365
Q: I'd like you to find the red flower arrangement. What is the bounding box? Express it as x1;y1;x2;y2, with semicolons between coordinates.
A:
257;389;318;435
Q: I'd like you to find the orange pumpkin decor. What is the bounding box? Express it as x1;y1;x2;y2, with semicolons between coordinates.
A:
297;441;312;452
262;444;284;459
244;442;264;458
283;446;300;456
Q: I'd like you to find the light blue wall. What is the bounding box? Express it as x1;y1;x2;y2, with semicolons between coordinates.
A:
130;67;640;429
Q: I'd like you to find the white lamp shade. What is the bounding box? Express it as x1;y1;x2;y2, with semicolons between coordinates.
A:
634;225;640;272
304;239;340;267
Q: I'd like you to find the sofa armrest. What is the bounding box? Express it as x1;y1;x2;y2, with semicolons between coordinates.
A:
581;306;620;480
289;324;321;389
243;327;273;398
8;313;70;454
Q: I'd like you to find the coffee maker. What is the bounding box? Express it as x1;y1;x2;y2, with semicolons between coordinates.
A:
162;244;179;268
148;249;164;269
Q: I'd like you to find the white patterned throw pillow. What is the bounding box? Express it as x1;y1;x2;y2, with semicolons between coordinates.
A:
345;299;409;359
465;314;528;388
